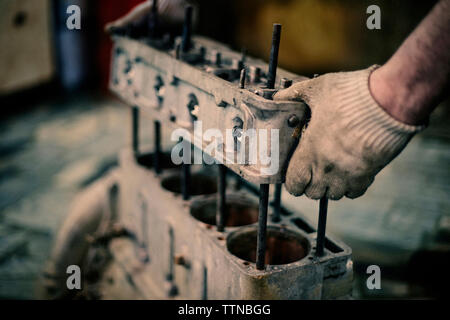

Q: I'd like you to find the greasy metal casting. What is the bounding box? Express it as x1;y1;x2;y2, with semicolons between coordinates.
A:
104;149;353;300
109;35;309;184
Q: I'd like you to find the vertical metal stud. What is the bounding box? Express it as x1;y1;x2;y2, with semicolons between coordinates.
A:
316;196;328;256
181;162;190;201
280;78;292;89
154;120;161;174
241;48;247;66
249;66;261;84
256;184;270;270
202;266;208;300
166;226;178;297
215;52;222;67
216;164;227;232
235;176;243;191
239;68;246;89
267;23;282;89
132;106;139;156
181;5;193;52
148;0;158;39
272;184;282;222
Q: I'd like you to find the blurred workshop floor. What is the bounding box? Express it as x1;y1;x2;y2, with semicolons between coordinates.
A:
0;95;130;299
0;95;449;299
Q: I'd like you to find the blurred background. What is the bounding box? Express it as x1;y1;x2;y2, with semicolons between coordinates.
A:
0;0;448;299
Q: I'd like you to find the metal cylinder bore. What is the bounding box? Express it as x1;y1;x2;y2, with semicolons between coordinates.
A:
227;226;310;266
190;193;259;227
136;152;178;171
161;169;217;196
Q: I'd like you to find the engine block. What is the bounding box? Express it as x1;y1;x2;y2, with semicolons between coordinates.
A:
105;8;353;299
109;35;309;184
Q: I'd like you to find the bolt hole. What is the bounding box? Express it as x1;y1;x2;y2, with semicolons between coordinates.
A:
13;11;27;28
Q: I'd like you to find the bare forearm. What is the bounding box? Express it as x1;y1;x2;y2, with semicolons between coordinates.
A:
370;0;450;125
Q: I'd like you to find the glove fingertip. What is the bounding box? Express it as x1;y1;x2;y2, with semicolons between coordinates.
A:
285;170;310;197
273;88;295;101
345;188;366;199
285;183;305;197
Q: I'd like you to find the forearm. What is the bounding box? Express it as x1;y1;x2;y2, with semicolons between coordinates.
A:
370;0;450;125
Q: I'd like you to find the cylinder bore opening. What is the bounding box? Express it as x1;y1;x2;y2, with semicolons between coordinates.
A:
161;171;217;196
136;152;178;170
227;227;310;265
190;195;258;227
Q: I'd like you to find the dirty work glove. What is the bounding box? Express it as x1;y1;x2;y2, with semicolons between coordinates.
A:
105;0;194;34
273;66;426;200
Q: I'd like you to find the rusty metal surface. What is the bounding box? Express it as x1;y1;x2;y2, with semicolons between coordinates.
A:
109;35;309;184
100;148;353;299
103;25;352;299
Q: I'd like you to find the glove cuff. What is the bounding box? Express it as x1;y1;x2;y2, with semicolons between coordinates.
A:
336;65;426;155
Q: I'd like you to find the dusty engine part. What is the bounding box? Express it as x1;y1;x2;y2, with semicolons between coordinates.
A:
100;150;352;299
44;5;353;300
109;35;309;184
105;5;352;299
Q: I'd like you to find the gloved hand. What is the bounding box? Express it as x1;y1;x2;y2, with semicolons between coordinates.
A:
105;0;194;34
273;65;426;200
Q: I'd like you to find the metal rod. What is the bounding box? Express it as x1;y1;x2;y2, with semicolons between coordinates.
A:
234;174;243;191
148;0;158;39
316;196;328;256
166;226;178;297
256;184;270;270
241;48;247;65
272;184;282;222
167;226;174;281
202;266;208;300
181;5;193;52
181;162;190;200
239;68;246;89
216;164;227;232
132;106;139;156
267;23;282;89
215;52;222;67
154;120;161;174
